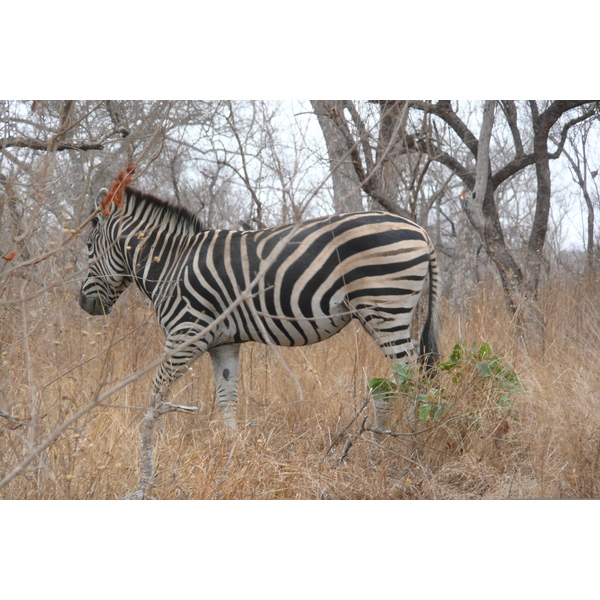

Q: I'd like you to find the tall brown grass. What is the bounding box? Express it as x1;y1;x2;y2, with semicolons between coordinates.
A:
1;273;600;499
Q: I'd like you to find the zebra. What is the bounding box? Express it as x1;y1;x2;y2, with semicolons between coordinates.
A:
78;181;441;494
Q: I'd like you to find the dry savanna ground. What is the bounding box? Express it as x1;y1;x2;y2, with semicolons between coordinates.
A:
1;275;600;500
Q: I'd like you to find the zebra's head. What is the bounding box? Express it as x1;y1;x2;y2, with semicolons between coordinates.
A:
78;188;133;316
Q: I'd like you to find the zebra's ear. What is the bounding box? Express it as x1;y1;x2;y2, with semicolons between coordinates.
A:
93;188;109;218
92;188;108;223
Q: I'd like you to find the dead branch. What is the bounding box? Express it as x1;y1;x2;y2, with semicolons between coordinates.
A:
0;410;25;428
325;396;370;456
1;136;108;152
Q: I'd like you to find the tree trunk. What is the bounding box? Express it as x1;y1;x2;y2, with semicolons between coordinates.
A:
462;102;531;327
311;100;363;213
374;101;408;213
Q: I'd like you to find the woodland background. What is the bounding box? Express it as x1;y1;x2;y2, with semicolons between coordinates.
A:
1;99;600;503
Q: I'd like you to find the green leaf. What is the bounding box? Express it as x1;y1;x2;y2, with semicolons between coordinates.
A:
438;343;463;370
368;377;396;403
367;377;395;393
418;404;432;422
477;342;493;360
497;395;514;408
392;362;414;387
476;361;493;378
431;404;448;419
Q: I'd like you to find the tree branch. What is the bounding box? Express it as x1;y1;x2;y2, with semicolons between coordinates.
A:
0;136;105;151
547;105;597;159
491;104;595;188
344;100;375;175
410;100;479;157
491;154;536;189
499;100;524;157
404;134;476;190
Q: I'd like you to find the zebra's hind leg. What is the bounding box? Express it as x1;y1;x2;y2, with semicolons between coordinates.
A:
373;350;417;433
353;303;417;432
209;343;240;432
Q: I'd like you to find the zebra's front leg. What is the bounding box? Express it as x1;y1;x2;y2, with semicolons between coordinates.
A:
209;344;240;432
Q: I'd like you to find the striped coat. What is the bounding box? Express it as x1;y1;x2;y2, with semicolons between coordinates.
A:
79;187;440;430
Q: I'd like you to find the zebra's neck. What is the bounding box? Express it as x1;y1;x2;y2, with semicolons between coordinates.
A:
117;189;205;301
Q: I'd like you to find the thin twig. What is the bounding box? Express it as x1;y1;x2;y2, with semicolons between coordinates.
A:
0;410;25;427
325;396;371;456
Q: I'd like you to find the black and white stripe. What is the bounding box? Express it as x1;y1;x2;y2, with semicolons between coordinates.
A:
79;187;441;429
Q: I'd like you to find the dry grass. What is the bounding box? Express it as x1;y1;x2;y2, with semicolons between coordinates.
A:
2;274;600;500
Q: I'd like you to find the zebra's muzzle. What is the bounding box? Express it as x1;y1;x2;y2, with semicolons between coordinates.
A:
78;292;112;316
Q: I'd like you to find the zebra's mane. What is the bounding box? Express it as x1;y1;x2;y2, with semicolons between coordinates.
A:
126;186;204;234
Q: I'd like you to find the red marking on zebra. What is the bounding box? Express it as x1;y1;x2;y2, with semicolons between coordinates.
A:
100;164;137;216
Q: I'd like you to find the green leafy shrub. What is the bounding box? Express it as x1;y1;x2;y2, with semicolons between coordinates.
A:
438;342;523;418
367;341;523;426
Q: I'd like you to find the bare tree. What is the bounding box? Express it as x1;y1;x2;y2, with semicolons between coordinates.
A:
558;119;600;272
407;100;599;338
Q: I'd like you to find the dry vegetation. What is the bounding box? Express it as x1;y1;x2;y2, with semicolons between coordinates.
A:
1;273;600;500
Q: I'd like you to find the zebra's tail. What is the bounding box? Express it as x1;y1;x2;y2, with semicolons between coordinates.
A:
419;242;441;370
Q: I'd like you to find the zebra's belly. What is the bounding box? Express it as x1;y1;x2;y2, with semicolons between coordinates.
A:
235;306;352;347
